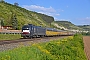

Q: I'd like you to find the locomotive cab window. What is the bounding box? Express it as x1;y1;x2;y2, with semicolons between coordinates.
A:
22;25;29;30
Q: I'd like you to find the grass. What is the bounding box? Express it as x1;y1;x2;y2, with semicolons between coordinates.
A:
0;34;21;40
0;34;87;60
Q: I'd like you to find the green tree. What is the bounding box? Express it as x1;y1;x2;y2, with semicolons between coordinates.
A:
0;0;4;1
12;14;18;30
14;2;19;6
0;0;4;2
1;20;4;26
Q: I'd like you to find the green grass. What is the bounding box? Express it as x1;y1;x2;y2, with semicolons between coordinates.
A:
0;34;87;60
0;34;21;40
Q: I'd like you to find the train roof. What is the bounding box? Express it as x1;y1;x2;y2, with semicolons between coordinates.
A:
46;28;63;32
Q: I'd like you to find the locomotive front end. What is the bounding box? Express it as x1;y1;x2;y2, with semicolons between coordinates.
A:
21;25;31;38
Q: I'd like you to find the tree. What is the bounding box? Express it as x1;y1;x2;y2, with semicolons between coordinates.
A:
0;18;4;27
1;20;4;26
0;0;4;2
14;2;19;6
0;0;4;1
11;14;18;30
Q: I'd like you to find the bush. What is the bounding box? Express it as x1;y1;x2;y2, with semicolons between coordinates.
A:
0;34;87;60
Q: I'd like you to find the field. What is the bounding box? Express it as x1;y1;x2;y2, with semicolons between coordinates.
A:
83;36;90;60
0;34;87;60
0;34;21;40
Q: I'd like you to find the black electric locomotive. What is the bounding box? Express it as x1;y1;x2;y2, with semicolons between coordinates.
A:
21;24;46;38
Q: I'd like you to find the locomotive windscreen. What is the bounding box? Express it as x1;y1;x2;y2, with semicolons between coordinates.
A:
22;25;30;30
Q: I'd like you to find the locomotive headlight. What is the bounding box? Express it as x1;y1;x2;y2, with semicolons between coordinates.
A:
26;28;29;29
23;30;29;32
22;30;30;34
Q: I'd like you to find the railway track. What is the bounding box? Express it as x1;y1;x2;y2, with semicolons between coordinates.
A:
0;38;40;45
0;36;68;51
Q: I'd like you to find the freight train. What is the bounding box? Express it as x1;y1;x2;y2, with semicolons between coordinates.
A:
21;24;74;38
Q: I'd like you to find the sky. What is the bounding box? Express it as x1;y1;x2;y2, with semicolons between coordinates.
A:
5;0;90;25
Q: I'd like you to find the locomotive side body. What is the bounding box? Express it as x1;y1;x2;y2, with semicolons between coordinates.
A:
34;26;46;37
